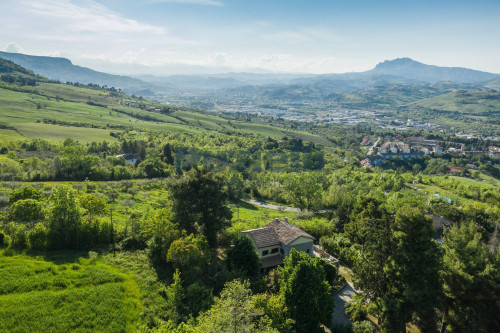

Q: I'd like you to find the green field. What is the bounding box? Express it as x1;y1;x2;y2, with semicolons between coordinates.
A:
0;82;302;143
0;252;141;333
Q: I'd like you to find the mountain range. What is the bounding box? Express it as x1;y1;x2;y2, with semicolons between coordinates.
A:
0;51;499;98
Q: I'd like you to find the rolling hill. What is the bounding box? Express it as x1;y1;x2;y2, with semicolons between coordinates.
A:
0;51;156;95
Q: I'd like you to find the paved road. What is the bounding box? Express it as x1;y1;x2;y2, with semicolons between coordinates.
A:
242;198;301;212
242;198;335;213
367;137;381;156
332;282;356;326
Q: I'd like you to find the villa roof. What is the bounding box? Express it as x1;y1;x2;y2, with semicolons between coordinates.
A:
242;227;281;248
242;218;315;249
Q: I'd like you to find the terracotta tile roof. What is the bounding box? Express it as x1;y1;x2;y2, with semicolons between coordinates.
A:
242;218;315;249
260;254;283;268
242;227;281;248
265;218;315;245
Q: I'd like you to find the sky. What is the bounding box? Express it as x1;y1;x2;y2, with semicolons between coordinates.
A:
1;0;500;75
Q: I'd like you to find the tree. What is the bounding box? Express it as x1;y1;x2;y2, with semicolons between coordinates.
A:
9;186;44;204
48;186;81;250
382;208;442;332
284;173;322;211
144;208;184;265
441;222;500;332
11;199;44;222
279;249;334;332
170;167;232;248
350;198;393;319
162;143;175;165
192;279;277;333
226;235;261;278
27;222;48;250
79;194;107;219
222;170;245;200
165;269;186;325
167;234;210;283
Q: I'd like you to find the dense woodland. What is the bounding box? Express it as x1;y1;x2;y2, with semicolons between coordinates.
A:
0;61;499;333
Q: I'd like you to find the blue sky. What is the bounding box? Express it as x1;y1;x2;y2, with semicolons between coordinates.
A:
1;0;499;75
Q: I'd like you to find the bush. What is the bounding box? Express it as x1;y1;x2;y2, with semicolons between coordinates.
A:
352;320;375;333
9;223;27;249
11;199;44;222
27;223;48;250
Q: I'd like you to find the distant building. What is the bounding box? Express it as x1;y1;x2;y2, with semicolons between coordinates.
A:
115;154;138;165
466;164;478;170
242;218;315;270
448;166;462;175
403;144;411;154
434;146;443;154
360;136;370;146
360;158;373;168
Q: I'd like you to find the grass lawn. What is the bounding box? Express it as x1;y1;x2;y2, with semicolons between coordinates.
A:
0;251;141;333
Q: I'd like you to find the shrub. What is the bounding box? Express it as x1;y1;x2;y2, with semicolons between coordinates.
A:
352;320;375;333
27;223;48;250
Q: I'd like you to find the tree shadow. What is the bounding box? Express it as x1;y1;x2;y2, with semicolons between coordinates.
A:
235;199;258;210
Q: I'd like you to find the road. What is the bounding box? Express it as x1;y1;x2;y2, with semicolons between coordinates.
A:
241;198;335;213
332;282;356;326
241;198;301;212
367;137;381;156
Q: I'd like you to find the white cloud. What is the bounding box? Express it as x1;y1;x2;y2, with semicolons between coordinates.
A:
23;0;166;35
5;42;22;53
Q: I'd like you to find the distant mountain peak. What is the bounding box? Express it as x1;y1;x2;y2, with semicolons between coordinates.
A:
371;57;498;83
375;58;422;68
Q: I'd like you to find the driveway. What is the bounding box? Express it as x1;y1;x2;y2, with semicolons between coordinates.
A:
332;282;355;326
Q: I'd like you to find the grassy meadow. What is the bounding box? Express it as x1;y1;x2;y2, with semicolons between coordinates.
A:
0;252;141;333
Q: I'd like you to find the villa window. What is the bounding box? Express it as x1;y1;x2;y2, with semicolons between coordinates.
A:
271;248;278;254
262;250;269;256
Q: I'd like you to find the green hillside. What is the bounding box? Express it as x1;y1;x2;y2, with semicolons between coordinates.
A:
0;79;307;143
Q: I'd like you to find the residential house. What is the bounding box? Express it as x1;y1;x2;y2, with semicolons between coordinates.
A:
242;218;315;270
115;153;138;165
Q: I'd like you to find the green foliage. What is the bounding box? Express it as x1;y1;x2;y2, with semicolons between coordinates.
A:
10;199;44;222
279;249;334;332
9;186;44;204
284;172;323;211
382;207;442;332
0;254;140;333
164;269;186;325
189;279;277;332
48;186;81;250
252;293;294;333
79;193;108;217
441;222;500;332
170;167;232;248
352;320;375;333
167;234;210;283
27;223;48;250
225;235;261;279
345;294;368;322
143;208;183;265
